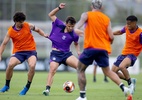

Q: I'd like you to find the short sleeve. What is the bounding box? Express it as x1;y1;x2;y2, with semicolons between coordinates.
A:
52;18;64;26
139;32;142;44
120;27;126;33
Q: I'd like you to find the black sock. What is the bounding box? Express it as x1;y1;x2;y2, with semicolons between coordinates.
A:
104;76;108;80
80;91;86;98
5;80;10;87
46;86;51;91
119;83;125;92
93;76;96;81
26;81;31;89
127;78;131;85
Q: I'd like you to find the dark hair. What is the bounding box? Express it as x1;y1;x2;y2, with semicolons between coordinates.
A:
126;15;138;22
13;11;26;22
65;16;76;25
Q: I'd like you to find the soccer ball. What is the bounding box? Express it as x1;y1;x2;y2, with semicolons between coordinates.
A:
63;81;75;93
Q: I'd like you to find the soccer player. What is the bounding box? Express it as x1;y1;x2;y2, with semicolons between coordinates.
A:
0;11;47;95
93;61;109;82
75;0;131;100
42;3;83;96
111;15;140;95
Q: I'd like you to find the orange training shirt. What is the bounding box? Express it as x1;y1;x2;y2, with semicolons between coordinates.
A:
8;22;36;54
122;27;142;56
84;11;111;53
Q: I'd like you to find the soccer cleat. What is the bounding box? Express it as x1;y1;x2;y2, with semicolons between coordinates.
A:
76;96;87;100
123;87;130;96
43;89;50;96
19;87;29;95
129;78;137;95
123;87;133;100
0;85;9;92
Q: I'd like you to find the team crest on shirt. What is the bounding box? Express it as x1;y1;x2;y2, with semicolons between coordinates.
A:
62;35;66;40
17;32;21;35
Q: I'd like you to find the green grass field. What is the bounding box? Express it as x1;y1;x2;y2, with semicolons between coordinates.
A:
0;71;141;100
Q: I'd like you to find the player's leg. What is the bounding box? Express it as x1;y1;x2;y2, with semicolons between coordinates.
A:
98;51;131;99
104;75;109;82
76;61;87;100
66;55;78;69
19;55;37;95
119;57;136;95
119;57;131;81
102;67;131;98
93;64;97;82
112;64;126;80
0;57;20;92
43;61;59;96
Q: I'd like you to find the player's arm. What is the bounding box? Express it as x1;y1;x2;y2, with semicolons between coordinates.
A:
74;42;81;56
48;3;66;22
74;29;84;37
107;22;114;44
29;23;49;38
113;30;123;35
0;32;10;61
113;27;125;35
75;12;87;31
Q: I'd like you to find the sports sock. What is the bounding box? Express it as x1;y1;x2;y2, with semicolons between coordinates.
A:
5;80;10;87
80;91;86;98
127;78;131;85
119;83;125;91
26;81;31;89
46;86;51;91
104;76;107;80
93;76;96;81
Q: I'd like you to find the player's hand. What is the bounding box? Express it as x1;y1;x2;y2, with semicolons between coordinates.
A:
77;51;81;57
59;3;66;9
44;34;49;38
110;38;114;44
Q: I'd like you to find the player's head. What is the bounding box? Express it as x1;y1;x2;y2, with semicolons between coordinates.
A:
13;11;26;22
92;0;102;10
65;16;76;32
126;15;138;30
13;12;26;28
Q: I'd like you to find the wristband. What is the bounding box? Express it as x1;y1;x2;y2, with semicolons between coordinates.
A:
58;6;61;10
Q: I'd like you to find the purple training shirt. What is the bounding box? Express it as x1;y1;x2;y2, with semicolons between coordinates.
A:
48;18;79;52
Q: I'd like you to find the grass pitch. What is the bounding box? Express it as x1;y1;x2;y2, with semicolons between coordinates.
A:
0;71;141;100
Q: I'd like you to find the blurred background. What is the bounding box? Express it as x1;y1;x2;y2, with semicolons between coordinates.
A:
0;0;142;73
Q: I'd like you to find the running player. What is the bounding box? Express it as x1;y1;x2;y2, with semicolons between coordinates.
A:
75;0;131;100
0;11;47;95
112;15;140;95
42;3;83;96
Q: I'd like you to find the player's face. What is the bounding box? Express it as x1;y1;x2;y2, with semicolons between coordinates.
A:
126;21;137;30
66;23;75;32
15;21;24;29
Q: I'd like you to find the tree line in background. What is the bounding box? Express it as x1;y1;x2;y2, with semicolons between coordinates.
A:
1;0;142;25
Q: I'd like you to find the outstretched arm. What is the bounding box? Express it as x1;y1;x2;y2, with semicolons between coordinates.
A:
0;33;10;61
113;30;123;35
48;3;66;22
29;23;49;38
